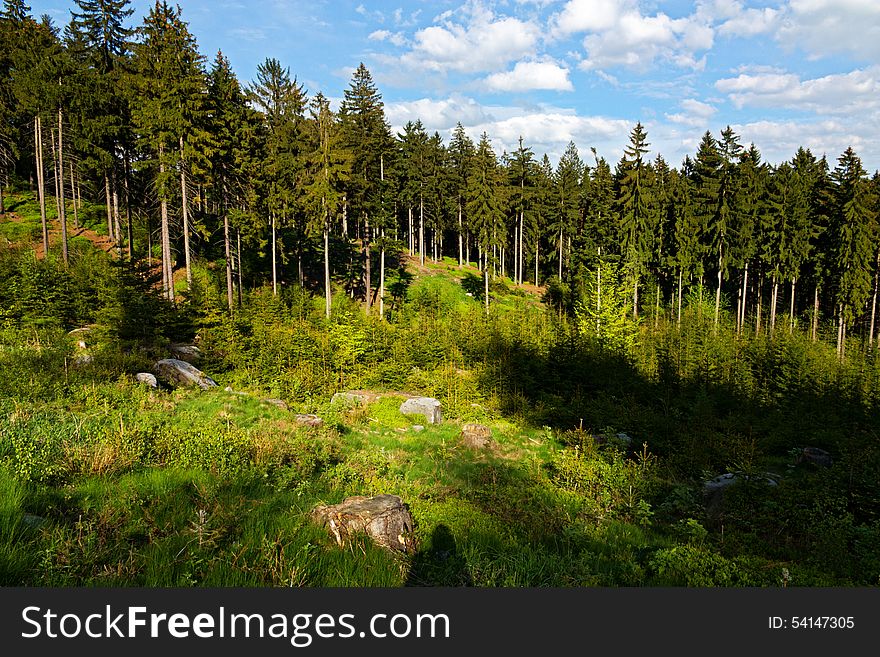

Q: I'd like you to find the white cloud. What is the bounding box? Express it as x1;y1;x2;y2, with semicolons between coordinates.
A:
665;98;717;126
385;95;493;133
731;118;875;167
368;29;408;47
718;7;779;37
715;66;880;115
549;1;714;71
483;61;574;92
400;2;540;74
777;0;880;61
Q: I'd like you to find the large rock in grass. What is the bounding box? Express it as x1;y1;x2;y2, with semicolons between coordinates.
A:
170;344;202;362
135;372;158;388
295;414;324;428
154;358;217;390
311;495;415;553
400;397;442;425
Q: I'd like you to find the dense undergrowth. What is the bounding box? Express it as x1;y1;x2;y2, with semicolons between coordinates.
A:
1;196;880;587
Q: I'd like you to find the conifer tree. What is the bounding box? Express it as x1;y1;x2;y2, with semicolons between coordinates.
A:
551;141;582;282
448;122;474;268
466;132;504;313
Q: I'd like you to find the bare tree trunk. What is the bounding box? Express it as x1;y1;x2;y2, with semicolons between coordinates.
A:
755;272;763;335
419;195;425;267
457;202;463;268
50;127;60;224
380;228;386;320
124;152;133;258
467;233;471;268
714;247;722;333
112;173;121;256
870;251;879;347
634;276;639;321
342;195;348;238
518;210;524;286
364;218;372;313
484;256;489;315
408;206;413;256
224;209;233;314
558;228;563;280
812;285;819;341
789;278;796;334
159;144;173;302
770;276;779;334
236;228;243;308
739;262;749;336
324;209;331;320
105;173;114;243
69;161;78;230
271;212;278;296
179;137;192;288
57;108;68;265
35;117;48;255
534;240;539;287
677;268;683;327
655;283;660;329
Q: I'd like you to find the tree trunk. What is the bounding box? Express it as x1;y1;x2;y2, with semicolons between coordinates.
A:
677;268;683;327
655;283;660;329
714;251;722;333
534;240;539;287
380;229;386;320
466;233;471;268
457;202;463;268
739;262;749;336
69;161;78;230
124;152;133;258
237;228;243;308
770;276;778;334
408;206;413;256
518;210;524;286
159;144;173;302
224;210;233;314
35;117;49;255
179;137;192;288
57;108;68;265
419;195;425;267
364;218;372;313
112;173;121;256
105;173;114;243
755;272;763;335
324;210;331;320
597;252;602;333
870;251;880;347
484;257;489;315
634;275;639;321
812;285;819;342
271;212;278;296
50;127;60;225
789;278;796;335
558;228;563;280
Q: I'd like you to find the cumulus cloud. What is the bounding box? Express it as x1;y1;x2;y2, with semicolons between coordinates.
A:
385;95;493;133
368;29;407;47
549;0;714;71
715;66;880;115
483;61;574;92
399;2;540;74
777;0;880;62
731;118;875;166
665;98;717;126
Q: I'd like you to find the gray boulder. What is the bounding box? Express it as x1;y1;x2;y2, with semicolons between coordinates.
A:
311;494;415;553
400;396;442;424
262;398;289;410
135;372;158;388
154;358;217;390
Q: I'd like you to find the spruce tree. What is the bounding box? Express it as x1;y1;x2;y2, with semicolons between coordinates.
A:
448;122;474;268
466;132;504;314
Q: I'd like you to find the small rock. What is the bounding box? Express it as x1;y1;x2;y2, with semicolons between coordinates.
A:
461;423;494;450
311;495;415;553
411;425;425;432
72;354;93;365
400;397;443;424
295;414;324;428
135;372;158;388
154;358;218;390
262;398;289;410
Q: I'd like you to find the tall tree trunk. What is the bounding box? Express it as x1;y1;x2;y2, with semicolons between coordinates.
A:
457;202;463;268
655;283;660;329
484;256;489;316
770;276;779;334
714;247;722;333
112;173;121;256
534;240;539;287
597;251;602;333
870;251;880;347
419;195;425;267
812;285;819;342
789;278;796;335
324;207;331;320
50;127;60;224
755;271;763;335
69;161;78;230
466;233;471;268
677;268;683;327
35;117;48;255
407;205;416;257
518;210;524;286
179;137;192;288
236;228;243;308
739;263;749;336
224;208;233;314
57;108;68;265
105;173;114;243
364;218;372;313
124;152;133;258
271;212;278;296
380;229;386;320
159;144;173;302
558;228;563;280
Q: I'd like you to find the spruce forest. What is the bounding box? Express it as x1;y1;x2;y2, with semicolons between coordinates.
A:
1;1;879;587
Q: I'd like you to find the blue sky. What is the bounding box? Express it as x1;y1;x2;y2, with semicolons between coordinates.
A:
30;0;880;171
